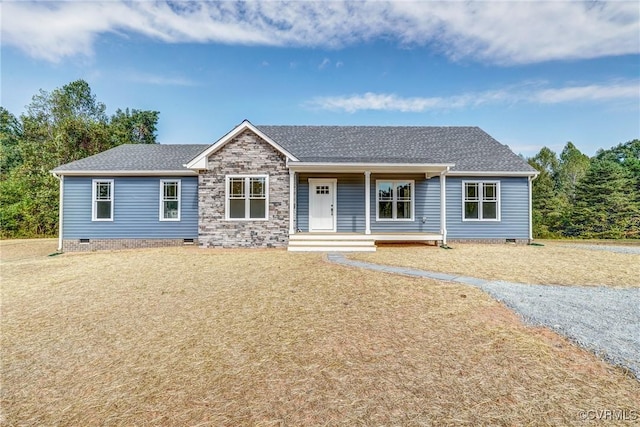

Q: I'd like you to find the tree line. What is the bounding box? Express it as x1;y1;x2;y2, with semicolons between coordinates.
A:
1;80;159;237
1;80;639;239
528;140;640;239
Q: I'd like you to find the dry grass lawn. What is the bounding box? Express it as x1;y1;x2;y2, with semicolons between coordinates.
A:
1;240;639;425
0;238;59;262
351;242;640;287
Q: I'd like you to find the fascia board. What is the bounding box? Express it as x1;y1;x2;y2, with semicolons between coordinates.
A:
447;170;539;177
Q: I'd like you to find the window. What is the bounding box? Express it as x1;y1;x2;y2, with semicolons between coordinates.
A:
463;181;500;221
92;179;113;221
160;180;181;221
316;185;329;195
226;175;268;220
376;180;414;221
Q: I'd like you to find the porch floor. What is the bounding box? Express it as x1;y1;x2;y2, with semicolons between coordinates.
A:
287;232;444;252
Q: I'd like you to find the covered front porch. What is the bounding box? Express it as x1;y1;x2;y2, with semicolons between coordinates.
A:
286;162;451;252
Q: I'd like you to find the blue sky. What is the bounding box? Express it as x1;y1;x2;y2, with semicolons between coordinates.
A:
2;1;639;157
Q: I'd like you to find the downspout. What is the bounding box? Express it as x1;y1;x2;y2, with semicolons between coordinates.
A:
440;167;449;245
528;174;536;242
52;172;64;251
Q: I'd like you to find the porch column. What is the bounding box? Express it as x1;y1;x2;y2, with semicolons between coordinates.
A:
440;171;447;245
364;171;371;234
289;171;296;234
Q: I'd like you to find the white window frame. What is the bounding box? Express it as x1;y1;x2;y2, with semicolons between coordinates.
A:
462;180;501;221
159;179;181;221
375;180;415;221
92;179;114;222
225;175;269;221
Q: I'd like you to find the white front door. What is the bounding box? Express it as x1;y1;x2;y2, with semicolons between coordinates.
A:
309;179;337;232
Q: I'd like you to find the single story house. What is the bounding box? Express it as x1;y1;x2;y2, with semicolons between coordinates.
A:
52;120;538;252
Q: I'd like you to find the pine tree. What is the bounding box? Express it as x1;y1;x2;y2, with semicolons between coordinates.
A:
569;160;640;238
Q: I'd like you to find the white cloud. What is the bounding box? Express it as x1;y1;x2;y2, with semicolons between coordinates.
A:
318;58;331;69
306;81;640;113
127;72;197;87
335;61;344;68
532;83;640;103
2;1;638;64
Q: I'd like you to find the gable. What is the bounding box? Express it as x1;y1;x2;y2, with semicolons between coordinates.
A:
185;120;298;170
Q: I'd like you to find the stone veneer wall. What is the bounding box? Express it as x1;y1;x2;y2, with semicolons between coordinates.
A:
198;130;290;248
62;238;195;252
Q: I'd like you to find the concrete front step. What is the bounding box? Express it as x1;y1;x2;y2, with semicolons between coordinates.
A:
289;234;376;241
288;245;376;252
288;234;376;252
287;232;442;252
288;240;375;247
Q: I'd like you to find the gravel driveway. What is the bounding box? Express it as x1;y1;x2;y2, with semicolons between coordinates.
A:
560;244;640;255
479;282;639;378
328;253;640;378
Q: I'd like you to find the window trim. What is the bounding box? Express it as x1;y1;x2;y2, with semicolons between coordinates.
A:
462;180;501;221
225;175;269;221
375;180;415;222
159;179;181;222
92;179;114;222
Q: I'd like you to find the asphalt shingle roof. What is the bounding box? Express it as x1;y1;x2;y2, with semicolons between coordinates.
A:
52;144;209;172
52;125;535;173
255;125;535;172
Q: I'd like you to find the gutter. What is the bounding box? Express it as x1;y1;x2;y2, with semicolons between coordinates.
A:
51;170;197;177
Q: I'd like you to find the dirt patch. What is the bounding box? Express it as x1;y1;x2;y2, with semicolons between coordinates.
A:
2;245;639;425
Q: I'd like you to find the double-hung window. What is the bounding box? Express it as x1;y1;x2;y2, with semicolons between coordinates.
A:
376;180;414;221
160;180;181;221
92;179;114;221
463;181;500;221
226;175;268;220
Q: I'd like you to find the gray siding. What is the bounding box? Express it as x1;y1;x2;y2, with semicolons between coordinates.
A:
63;176;198;239
446;177;530;239
296;173;441;233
